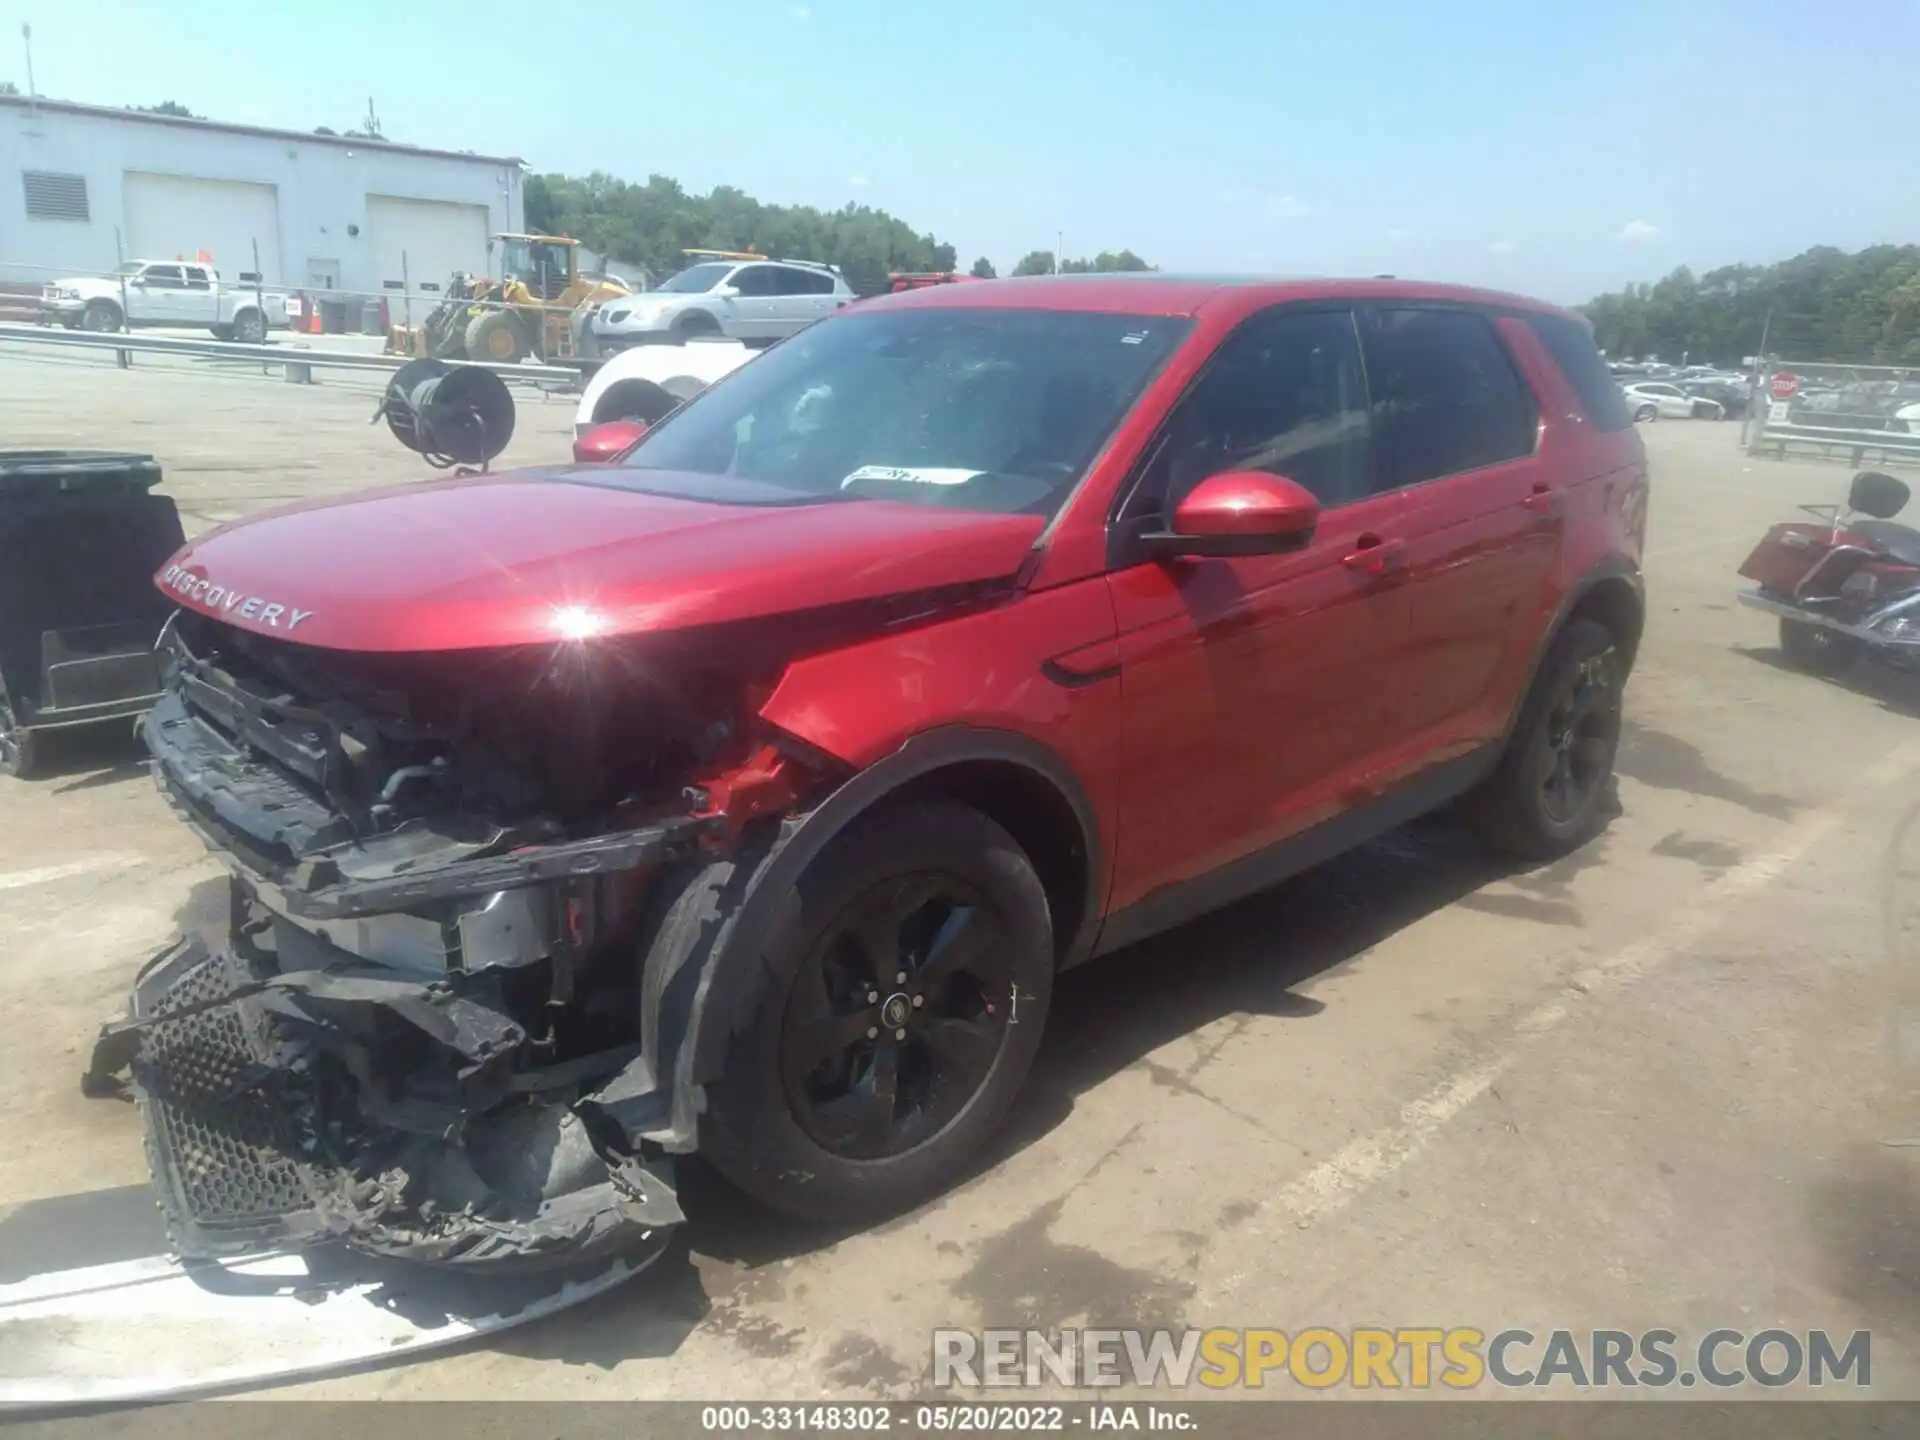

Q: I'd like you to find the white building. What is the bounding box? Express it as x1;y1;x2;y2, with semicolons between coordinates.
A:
0;96;524;303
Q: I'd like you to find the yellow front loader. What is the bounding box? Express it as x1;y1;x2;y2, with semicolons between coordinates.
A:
386;234;630;365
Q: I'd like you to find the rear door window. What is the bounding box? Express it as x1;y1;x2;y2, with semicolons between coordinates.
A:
731;265;780;297
774;267;837;295
1361;307;1537;491
1526;312;1632;431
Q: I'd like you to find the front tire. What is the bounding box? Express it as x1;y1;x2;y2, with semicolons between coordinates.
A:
463;311;527;363
81;299;122;333
1467;619;1625;861
671;310;722;343
699;800;1054;1221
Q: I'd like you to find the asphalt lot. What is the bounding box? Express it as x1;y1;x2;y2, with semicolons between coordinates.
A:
1;347;1917;1403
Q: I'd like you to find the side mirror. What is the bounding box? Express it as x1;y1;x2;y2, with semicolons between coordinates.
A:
1142;470;1321;559
572;419;648;465
713;283;740;299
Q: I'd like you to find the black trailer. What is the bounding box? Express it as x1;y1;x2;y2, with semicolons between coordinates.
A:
0;451;185;777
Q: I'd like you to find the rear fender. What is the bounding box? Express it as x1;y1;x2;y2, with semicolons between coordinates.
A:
1501;559;1645;748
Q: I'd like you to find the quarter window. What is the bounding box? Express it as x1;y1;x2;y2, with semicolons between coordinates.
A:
1526;312;1632;431
775;266;836;295
1363;308;1536;490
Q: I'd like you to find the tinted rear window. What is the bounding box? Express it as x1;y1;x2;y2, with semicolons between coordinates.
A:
1528;312;1633;432
1363;308;1537;489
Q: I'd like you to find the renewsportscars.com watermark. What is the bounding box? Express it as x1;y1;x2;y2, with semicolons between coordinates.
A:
932;1327;1872;1391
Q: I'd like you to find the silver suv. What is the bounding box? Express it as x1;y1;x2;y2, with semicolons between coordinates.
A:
591;255;855;349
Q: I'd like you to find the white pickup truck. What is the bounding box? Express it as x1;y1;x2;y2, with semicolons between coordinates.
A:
40;260;298;343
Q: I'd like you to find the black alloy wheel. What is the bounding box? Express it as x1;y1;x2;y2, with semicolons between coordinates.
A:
1536;648;1621;828
1467;618;1625;859
695;798;1054;1221
781;875;1015;1161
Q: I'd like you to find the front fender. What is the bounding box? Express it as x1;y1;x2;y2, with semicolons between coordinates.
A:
678;724;1103;1107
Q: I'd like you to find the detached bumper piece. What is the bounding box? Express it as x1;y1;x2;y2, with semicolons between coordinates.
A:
91;935;684;1274
0;1204;661;1410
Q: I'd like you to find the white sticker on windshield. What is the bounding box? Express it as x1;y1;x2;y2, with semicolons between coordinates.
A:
841;465;985;489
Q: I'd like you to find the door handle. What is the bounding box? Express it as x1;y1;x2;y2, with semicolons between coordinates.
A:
1521;483;1560;515
1341;535;1406;576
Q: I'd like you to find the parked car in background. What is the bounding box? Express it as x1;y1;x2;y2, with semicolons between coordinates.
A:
573;335;762;439
1681;377;1750;419
39;260;296;342
1622;380;1724;421
590;254;855;350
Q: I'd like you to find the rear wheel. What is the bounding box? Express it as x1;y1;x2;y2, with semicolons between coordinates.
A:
230;309;268;345
699;800;1054;1221
1467;619;1624;861
463;311;527;363
1779;617;1862;675
209;323;235;341
1633;403;1658;423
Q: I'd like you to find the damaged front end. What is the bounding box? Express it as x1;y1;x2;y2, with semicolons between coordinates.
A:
85;609;825;1272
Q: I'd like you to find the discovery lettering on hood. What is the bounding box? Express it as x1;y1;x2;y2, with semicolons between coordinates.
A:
160;564;315;631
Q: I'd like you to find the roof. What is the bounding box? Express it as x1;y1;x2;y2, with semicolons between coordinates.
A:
0;94;523;168
861;272;1572;320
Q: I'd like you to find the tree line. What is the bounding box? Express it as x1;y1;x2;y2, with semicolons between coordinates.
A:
1582;244;1920;368
525;171;1152;296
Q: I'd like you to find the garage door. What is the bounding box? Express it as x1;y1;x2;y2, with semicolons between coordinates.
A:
364;196;491;305
122;173;283;283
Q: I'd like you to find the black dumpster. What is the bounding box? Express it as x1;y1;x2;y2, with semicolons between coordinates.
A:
0;451;185;778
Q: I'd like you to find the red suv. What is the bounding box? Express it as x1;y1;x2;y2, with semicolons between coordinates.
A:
98;276;1647;1272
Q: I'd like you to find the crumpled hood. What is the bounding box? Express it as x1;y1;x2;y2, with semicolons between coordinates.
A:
157;468;1045;653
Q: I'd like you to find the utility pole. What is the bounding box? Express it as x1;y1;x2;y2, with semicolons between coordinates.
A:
21;22;37;107
1055;231;1062;275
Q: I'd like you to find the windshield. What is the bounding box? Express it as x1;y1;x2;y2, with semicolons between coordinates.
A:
655;263;734;294
116;261;143;275
499;238;571;295
610;308;1190;518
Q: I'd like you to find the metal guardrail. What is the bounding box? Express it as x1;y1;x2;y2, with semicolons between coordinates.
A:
1743;361;1920;468
0;322;584;387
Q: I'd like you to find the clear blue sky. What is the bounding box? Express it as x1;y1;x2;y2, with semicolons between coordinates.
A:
8;0;1915;302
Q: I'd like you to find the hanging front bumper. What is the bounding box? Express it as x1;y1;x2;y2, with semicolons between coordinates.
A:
88;932;684;1274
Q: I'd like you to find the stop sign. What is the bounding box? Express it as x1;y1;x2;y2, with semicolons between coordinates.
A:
1770;372;1800;400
